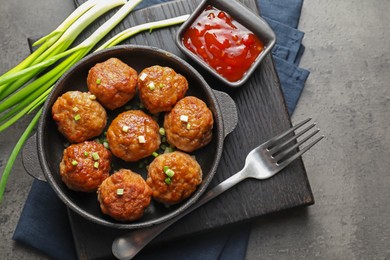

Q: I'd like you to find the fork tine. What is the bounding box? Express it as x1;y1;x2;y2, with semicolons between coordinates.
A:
276;134;324;170
263;118;312;148
272;128;320;162
268;122;317;155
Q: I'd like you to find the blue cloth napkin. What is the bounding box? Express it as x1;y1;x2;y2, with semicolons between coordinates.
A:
13;0;310;259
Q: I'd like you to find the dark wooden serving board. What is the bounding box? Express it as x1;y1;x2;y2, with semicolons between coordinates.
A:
66;0;314;259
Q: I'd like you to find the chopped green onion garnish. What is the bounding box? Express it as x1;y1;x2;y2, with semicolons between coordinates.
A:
138;135;146;143
186;123;191;130
165;177;172;185
72;106;79;112
139;73;147;81
165;169;175;178
92;152;100;160
161;137;167;143
122;125;129;132
180;115;188;122
152;151;159;157
96;78;101;84
116;188;124;195
103;141;109;149
163;165;169;173
74;114;81;121
94;162;99;168
148;82;155;90
84;151;89;156
159;127;165;136
89;94;96;100
159;83;164;88
71;160;78;166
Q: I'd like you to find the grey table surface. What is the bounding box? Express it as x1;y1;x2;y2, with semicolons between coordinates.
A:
0;0;389;259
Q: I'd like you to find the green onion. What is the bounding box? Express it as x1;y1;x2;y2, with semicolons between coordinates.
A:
96;78;101;84
92;152;100;160
74;114;81;121
95;14;190;50
0;108;42;203
159;127;165;136
180;115;189;122
0;0;127;97
94;162;99;168
165;169;175;178
72;160;78;166
84;151;89;156
152;151;159;157
138;135;146;143
116;188;124;195
165;177;172;185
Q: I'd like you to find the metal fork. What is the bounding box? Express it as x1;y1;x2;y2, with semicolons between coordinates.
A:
112;118;324;260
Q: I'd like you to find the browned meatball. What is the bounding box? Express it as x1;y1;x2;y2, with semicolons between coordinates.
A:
60;141;111;192
97;169;152;221
87;58;138;110
164;96;213;152
106;110;161;162
138;65;188;114
52;91;107;143
146;151;202;205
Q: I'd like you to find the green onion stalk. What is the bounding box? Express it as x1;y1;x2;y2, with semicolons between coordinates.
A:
0;108;42;204
0;0;127;100
0;0;189;203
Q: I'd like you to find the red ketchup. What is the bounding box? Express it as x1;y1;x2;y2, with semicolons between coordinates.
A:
182;5;264;83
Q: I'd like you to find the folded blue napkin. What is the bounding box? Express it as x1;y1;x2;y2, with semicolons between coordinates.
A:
13;0;310;259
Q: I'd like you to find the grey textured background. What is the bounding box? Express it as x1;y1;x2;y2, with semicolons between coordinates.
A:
0;0;389;259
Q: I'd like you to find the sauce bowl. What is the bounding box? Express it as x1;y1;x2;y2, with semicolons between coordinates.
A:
176;0;276;88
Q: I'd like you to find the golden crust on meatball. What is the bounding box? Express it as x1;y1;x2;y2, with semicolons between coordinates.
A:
98;169;152;221
60;141;111;192
164;96;213;152
52;91;107;143
106;110;161;162
138;65;188;114
87;58;138;110
146;151;202;205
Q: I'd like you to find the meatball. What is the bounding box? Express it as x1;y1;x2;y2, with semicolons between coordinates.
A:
146;151;202;205
97;169;152;221
60;141;111;192
106;110;161;162
87;58;138;110
138;65;188;114
52;91;107;143
164;96;213;152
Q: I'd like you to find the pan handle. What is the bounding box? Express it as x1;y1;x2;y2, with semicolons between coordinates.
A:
213;90;238;138
22;133;46;182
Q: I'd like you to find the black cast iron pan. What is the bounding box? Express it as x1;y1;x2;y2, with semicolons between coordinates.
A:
23;45;237;229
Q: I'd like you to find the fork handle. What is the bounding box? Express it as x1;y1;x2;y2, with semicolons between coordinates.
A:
112;169;247;260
